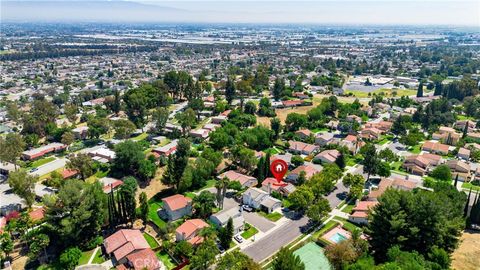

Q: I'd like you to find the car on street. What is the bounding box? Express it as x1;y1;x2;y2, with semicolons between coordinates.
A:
242;205;253;212
234;235;244;243
30;168;38;173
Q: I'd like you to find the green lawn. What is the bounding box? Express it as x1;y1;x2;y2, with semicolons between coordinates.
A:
282;198;292;208
241;224;259;239
78;249;95;265
391;161;403;171
91;248;105;264
30;156;56;169
265;147;281;155
410;145;422;154
457;115;475;121
345;88;416;98
341;203;355;214
132;132;148;141
156;251;176;269
258;211;283;222
184;192;197;199
312;220;339;240
335;217;362;233
148;201;167;229
191;179;217;193
462;182;480;191
143;233;160;249
311;127;328;133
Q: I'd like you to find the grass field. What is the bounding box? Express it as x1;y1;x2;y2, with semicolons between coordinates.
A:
345;88;416;98
409;144;422;154
462;182;480;191
156;251;176;269
144;233;160;249
241;224;259;239
148;201;167;229
29;156;56;169
91;248;105;264
258;211;283;222
341;202;356;214
132;132;148;141
78;249;95;265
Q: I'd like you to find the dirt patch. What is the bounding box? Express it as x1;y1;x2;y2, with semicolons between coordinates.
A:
451;230;480;270
257;94;369;126
136;166;167;203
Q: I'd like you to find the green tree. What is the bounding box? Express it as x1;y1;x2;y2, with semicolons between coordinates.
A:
189;239;219;270
64;104;78;124
271;247;305;270
225;77;236;105
218;218;234;250
176;108;197;135
139;192;149;226
124;87;149;128
112;140;145;178
0;133;25;169
45;180;107;245
27;230;50;260
285;113;308;132
270;117;282;139
59;247;82;270
417;81;424;98
361;143;378;180
87;117;110;139
216;250;261;270
66;153;94;181
0;232;14;260
306;197;331;224
152;107;169;133
61;131;75;148
193;191;217;218
288;186;314;212
291;155;304;167
231;146;257;172
343;173;365;200
8;170;36;208
113;119;136;139
273;78;285;101
430;165;452;181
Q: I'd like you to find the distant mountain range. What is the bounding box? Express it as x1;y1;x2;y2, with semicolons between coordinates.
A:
2;1;190;22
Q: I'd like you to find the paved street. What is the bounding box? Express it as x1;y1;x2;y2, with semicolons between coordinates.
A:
242;215;309;262
243;211;275;232
29;158;67;177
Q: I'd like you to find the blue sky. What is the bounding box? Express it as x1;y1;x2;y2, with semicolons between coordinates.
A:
2;0;479;26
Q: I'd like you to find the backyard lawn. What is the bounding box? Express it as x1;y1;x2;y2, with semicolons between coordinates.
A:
462;182;480;191
241;224;259;239
156;251;176;269
148;200;167;229
144;233;160;249
78;249;95;265
91;248;105;264
341;202;356;214
258;211;283;222
132;132;148;141
409;144;422;154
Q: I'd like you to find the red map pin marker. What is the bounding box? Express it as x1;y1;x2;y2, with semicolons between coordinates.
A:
270;159;288;183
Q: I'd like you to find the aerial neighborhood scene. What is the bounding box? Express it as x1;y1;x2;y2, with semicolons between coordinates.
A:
0;0;479;270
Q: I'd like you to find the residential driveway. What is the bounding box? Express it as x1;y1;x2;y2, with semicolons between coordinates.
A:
242;215;309;262
243;211;275;232
29;158;67;177
325;181;348;208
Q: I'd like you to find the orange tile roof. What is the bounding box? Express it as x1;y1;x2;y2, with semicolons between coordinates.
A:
29;207;45;222
126;248;160;270
104;229;150;261
176;219;209;240
162;194;192;211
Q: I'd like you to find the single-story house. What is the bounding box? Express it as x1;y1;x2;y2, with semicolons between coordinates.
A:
315;133;334;146
457;148;471;160
288;141;319;155
72;126;89;140
367;178;417;201
219;170;257;188
421;141;450;156
446;160;471;181
209;207;245;234
22;143;67;160
314;149;341;164
99;177;124;193
88;146;116;163
286;163;322;183
295;129;313;140
152;139;178;156
242;187;282;214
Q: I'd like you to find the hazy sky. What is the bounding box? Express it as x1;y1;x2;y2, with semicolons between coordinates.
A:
2;0;479;26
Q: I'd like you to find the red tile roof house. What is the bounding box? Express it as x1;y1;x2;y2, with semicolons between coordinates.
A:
349;201;378;225
287;140;319;155
359;127;382;141
261;177;297;197
295;129;313;140
104;229;158;268
120;248;165;270
421;141;450;156
366;178;417;201
286;164;322;183
152;139;178;156
282;100;304;108
446;160;471;181
364;121;393;133
457;147;471;160
455;120;476;132
160;194;192;221
218;170;258;188
175;219;209;245
313;149;341;164
21;142;67;160
61;169;78;180
99;177;124;193
402;153;443;176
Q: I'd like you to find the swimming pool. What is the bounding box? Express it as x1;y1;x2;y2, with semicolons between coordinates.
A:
329;232;348;243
